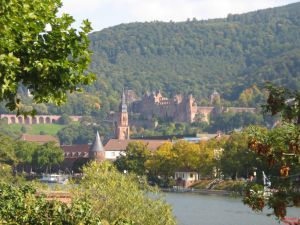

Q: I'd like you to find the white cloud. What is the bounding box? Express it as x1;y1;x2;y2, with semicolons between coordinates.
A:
60;0;299;31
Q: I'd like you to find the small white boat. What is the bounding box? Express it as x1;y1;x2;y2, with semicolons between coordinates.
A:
40;174;68;184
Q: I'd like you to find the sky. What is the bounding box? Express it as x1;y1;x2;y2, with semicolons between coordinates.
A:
60;0;299;31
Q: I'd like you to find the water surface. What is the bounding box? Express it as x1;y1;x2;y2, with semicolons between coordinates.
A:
165;193;300;225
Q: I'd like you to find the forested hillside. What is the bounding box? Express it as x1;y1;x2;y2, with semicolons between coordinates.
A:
88;2;300;107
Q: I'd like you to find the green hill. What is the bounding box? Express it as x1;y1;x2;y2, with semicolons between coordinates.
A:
88;2;300;107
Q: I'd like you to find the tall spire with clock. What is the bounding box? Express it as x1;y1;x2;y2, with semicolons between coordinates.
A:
116;90;130;140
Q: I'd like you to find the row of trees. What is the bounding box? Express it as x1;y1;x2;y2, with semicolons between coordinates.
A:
0;134;63;174
114;133;260;184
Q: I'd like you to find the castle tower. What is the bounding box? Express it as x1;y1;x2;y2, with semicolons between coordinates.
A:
116;91;130;140
89;131;105;162
187;94;198;123
210;90;221;105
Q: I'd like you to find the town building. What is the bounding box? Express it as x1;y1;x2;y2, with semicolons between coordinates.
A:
61;131;106;171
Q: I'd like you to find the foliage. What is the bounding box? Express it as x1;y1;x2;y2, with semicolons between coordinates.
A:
244;83;300;219
208;111;265;133
56;114;72;125
198;138;226;177
263;82;300;123
74;161;176;225
146;139;223;181
32;141;64;173
114;141;150;175
0;182;104;224
243;182;265;211
0;0;94;113
88;2;300;113
57;123;112;145
0;133;17;165
220;132;259;179
15;140;38;169
145;142;176;179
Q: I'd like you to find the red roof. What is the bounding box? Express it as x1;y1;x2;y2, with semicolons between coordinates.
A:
104;139;169;151
61;144;90;159
61;144;90;153
20;134;59;144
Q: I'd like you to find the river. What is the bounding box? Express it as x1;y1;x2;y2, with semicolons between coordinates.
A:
165;193;300;225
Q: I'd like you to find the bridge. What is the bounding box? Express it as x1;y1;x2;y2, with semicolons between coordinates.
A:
0;114;81;125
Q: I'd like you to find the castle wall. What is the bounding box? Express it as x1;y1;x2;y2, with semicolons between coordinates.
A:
197;107;215;123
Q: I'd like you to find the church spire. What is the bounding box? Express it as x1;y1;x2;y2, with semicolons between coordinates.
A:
116;89;130;140
120;89;127;112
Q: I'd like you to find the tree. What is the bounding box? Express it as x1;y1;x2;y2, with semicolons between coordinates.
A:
198;138;226;178
244;83;300;219
114;141;150;175
172;140;200;171
220;132;258;179
56;114;72;125
145;142;176;179
33;141;64;173
74;161;176;225
0;183;106;224
15;141;38;172
0;134;17;165
0;0;94;113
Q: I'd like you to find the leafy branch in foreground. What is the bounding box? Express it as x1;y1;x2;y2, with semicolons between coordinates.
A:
0;0;95;114
244;83;300;219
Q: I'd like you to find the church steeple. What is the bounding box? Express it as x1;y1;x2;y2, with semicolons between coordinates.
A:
120;89;128;113
116;90;130;140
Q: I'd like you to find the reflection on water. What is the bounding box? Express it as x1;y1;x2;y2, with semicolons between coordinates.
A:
165;193;300;225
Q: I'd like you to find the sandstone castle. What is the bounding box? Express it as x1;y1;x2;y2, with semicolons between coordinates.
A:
126;90;255;123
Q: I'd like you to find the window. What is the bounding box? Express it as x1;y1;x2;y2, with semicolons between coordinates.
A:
190;173;194;178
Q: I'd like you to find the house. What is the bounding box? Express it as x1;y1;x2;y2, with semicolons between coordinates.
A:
175;170;199;187
104;139;169;160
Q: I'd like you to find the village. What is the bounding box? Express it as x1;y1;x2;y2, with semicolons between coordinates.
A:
0;91;259;191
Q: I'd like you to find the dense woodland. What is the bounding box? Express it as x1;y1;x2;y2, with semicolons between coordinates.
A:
88;2;300;112
1;2;299;117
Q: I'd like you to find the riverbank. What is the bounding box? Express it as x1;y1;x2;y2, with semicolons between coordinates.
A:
161;187;232;196
162;179;245;196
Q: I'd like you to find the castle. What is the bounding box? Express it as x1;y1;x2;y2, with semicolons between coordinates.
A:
129;90;256;123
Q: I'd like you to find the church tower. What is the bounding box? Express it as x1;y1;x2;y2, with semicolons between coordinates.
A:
89;131;105;162
116;91;130;140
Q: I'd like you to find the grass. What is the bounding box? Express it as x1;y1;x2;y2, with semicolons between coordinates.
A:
4;124;67;136
190;179;212;189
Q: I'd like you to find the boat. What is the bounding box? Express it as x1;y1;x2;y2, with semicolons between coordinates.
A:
40;174;69;184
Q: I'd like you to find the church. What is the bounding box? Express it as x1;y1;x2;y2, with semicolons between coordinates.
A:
61;91;169;171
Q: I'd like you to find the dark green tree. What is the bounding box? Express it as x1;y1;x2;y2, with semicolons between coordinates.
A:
0;0;94;113
114;141;150;175
33;141;64;173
